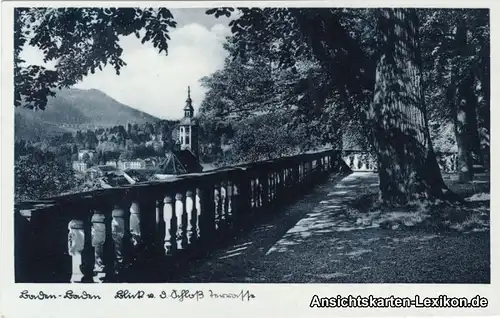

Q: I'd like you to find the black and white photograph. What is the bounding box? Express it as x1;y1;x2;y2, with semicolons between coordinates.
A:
1;1;498;316
10;4;492;283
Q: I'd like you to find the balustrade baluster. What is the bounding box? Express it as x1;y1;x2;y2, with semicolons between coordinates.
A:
68;218;93;283
163;194;175;255
91;210;108;283
301;162;306;182
129;201;142;248
214;185;222;230
196;185;215;242
195;189;202;241
236;173;251;225
307;161;312;180
250;178;256;208
277;168;284;200
221;180;229;230
287;167;291;189
111;205;126;280
175;192;188;250
269;171;274;203
155;198;164;254
271;171;275;202
260;171;269;209
293;164;300;193
270;171;275;201
273;168;281;202
186;190;197;245
226;180;234;230
283;167;287;194
282;168;287;191
230;180;240;229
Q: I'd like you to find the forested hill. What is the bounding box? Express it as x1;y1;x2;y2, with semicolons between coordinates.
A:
15;88;159;141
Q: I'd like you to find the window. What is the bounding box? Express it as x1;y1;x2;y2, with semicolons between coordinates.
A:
186;126;190;134
186;136;190;145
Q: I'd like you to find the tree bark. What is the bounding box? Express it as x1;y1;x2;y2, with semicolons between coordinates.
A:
369;8;449;204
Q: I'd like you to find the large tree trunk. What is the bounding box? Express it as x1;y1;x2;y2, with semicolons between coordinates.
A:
369;8;449;204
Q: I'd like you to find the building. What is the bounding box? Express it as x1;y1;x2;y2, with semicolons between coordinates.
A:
178;86;199;159
154;88;203;179
117;159;146;170
72;161;88;172
105;160;118;168
156;150;203;177
99;174;131;188
143;158;158;168
87;165;119;179
122;168;159;184
78;149;96;161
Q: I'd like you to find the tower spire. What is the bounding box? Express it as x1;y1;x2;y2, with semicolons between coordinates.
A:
183;85;194;118
186;86;192;104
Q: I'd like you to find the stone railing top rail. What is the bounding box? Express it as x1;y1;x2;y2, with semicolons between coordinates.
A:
15;149;339;213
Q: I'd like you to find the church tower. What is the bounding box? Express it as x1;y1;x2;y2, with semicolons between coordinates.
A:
178;86;199;159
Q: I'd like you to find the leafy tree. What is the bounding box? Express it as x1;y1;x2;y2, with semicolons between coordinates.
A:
206;7;474;203
75;130;85;146
15;149;77;201
419;9;489;181
225;112;323;165
15;7;177;110
199;41;344;157
84;130;98;149
199;52;276;119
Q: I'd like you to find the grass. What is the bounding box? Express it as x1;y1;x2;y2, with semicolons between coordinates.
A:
344;172;490;233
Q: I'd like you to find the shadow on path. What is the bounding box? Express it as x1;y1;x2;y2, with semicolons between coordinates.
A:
172;172;490;283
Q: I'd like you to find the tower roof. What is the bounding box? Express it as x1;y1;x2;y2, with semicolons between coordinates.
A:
184;86;194;112
158;150;202;175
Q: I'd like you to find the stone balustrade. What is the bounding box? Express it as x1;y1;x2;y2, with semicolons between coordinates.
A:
15;150;346;283
342;150;458;173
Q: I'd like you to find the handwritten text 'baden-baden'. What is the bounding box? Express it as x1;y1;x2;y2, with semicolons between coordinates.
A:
19;289;256;302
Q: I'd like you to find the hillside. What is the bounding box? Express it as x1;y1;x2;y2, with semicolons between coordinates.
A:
15;88;159;140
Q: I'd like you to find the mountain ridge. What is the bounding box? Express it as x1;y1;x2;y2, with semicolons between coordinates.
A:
15;88;161;141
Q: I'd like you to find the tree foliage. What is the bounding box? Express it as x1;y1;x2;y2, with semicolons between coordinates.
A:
204;7;489;202
15;148;77;201
419;9;489;171
15;7;177;110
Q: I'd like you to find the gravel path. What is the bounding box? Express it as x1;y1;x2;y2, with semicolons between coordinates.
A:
172;172;490;283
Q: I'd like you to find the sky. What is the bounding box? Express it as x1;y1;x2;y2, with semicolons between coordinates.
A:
19;8;233;120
